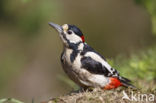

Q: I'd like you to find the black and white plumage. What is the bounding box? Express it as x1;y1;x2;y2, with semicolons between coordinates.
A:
49;22;135;89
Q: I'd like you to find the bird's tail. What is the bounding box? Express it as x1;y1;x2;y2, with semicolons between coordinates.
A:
103;76;136;90
119;76;136;89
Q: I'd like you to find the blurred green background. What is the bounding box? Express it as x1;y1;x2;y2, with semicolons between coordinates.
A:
0;0;156;102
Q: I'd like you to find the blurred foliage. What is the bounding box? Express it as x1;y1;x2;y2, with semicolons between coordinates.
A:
0;0;59;36
0;50;26;91
21;0;32;3
135;0;156;35
0;98;24;103
57;74;79;90
110;45;156;86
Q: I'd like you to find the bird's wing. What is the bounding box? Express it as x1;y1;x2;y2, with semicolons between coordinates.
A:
80;44;120;77
81;44;119;77
80;44;134;88
81;55;119;77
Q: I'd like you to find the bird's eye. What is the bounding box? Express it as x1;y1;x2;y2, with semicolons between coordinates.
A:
67;30;72;35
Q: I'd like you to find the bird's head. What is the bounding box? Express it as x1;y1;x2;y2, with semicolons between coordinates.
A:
49;22;85;47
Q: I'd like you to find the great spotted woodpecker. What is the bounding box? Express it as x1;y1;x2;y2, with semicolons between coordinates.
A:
49;22;135;90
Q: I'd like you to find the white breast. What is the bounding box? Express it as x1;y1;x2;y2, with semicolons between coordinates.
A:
64;48;73;64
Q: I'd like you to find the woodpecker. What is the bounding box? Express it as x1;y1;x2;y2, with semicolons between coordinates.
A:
49;22;135;90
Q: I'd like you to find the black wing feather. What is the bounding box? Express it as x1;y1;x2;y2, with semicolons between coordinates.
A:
81;56;111;76
80;44;135;88
80;44;121;77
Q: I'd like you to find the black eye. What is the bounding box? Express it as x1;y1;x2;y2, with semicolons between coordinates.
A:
67;30;72;35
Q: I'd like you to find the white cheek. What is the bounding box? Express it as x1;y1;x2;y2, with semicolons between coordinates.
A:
66;33;82;43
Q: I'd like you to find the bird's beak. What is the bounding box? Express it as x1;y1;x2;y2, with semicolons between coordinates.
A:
48;22;63;33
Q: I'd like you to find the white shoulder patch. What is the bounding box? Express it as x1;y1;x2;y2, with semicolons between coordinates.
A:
78;43;84;50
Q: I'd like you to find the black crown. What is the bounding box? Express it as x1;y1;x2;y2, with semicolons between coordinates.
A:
68;24;83;37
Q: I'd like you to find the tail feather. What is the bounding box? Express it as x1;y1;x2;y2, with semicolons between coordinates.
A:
119;76;136;89
120;76;131;83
